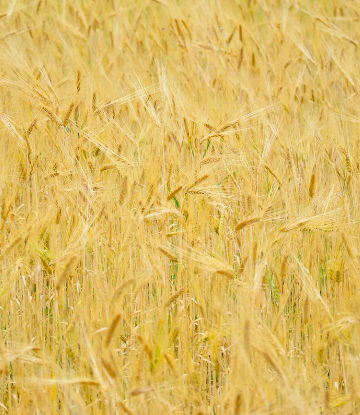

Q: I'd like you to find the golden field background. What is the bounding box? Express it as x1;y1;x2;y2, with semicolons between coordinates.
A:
1;0;360;413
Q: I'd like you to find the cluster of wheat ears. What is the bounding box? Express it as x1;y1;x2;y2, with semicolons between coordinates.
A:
1;0;360;414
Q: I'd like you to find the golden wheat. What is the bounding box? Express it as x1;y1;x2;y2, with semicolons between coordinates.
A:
0;1;360;414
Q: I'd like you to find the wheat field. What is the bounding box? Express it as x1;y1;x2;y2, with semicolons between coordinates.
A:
1;0;360;414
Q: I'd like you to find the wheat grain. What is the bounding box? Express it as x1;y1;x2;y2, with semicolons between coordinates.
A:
214;269;235;280
165;288;184;307
55;256;78;289
167;185;182;201
92;92;97;112
119;176;128;206
200;156;221;165
26;118;37;137
104;313;121;347
63;102;75;126
235;217;261;231
76;70;81;94
158;246;178;262
130;387;153;397
264;164;283;186
111;279;136;303
188;174;209;190
40;107;62;126
101;357;117;378
339;146;352;173
309;164;316;198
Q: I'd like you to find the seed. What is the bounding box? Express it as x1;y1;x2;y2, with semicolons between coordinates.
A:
339;146;351;173
188;174;209;190
167;186;182;201
129;387;153;397
76;70;81;94
214;269;235;280
104;313;121;347
235;217;261;231
165;288;184;307
119;176;128;206
63;102;75;126
26;118;37;137
92;92;97;112
309;164;316;198
55;256;78;289
158;246;177;262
